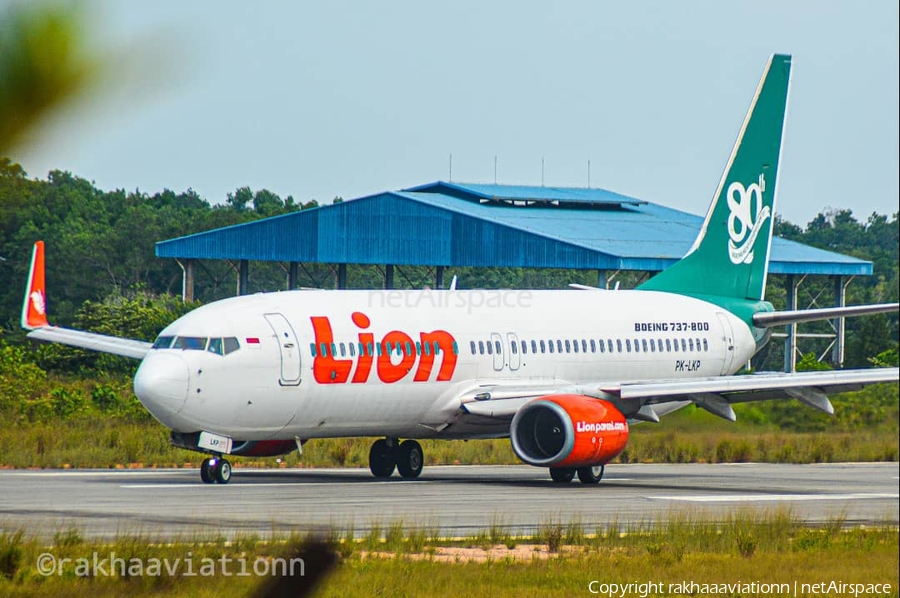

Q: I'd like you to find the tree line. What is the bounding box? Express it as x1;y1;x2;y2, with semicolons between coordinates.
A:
0;157;897;373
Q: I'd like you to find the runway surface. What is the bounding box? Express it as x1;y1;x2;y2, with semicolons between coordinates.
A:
1;463;897;538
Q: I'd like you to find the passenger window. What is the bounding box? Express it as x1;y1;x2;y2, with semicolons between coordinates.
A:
339;343;346;357
511;342;518;354
521;340;527;354
608;339;614;353
415;342;421;355
681;339;687;352
581;339;587;353
478;341;485;355
470;341;476;355
642;339;648;352
223;337;240;355
548;340;555;354
590;339;596;353
495;341;501;354
539;340;545;353
487;341;493;355
626;339;632;353
616;339;622;353
703;338;709;352
565;340;571;353
689;338;695;352
376;343;384;356
598;340;605;353
405;342;412;355
556;340;563;353
367;342;374;356
208;338;224;355
666;338;672;352
649;339;655;352
152;336;174;349
310;343;318;357
350;343;356;357
633;339;640;353
331;343;337;357
452;342;459;355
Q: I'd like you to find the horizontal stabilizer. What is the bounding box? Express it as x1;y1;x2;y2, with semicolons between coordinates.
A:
753;303;899;327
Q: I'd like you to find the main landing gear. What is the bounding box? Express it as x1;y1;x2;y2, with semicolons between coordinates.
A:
200;456;232;484
368;438;424;479
549;465;604;484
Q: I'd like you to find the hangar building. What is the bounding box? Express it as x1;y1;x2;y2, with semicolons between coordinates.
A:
156;181;873;371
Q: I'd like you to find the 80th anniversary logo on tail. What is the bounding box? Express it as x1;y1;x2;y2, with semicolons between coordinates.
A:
727;173;770;265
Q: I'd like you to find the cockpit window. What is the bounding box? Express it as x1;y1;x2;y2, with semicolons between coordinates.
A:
208;338;224;355
223;337;240;355
152;336;174;349
172;336;208;350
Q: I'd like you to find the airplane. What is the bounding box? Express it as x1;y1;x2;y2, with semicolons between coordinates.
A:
21;53;899;485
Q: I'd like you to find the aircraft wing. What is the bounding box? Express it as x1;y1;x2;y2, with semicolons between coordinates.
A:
458;367;900;423
21;241;151;360
26;327;151;360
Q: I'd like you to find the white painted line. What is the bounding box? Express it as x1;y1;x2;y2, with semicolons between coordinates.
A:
0;470;192;477
648;493;899;503
121;481;426;489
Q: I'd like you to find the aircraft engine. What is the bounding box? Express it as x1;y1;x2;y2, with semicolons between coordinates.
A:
510;395;629;468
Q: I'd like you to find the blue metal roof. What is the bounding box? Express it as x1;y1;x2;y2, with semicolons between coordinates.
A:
155;181;872;276
403;181;646;207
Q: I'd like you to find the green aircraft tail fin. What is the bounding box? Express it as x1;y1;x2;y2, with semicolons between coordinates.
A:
639;54;792;302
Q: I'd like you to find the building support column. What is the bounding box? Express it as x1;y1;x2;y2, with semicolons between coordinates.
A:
597;269;607;289
435;266;445;289
287;262;299;290
384;264;394;290
337;263;347;289
237;259;249;296
176;259;194;303
784;274;798;372
831;275;849;367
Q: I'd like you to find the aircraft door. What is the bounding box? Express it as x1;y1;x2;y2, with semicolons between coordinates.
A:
507;332;520;371
264;313;302;386
715;312;736;375
490;332;504;371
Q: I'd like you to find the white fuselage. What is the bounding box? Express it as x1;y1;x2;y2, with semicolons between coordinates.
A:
133;289;758;441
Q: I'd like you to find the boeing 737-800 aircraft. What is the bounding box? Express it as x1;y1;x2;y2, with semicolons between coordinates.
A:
21;54;899;485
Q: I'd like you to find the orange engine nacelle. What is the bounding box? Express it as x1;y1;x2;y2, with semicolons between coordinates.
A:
510;395;629;468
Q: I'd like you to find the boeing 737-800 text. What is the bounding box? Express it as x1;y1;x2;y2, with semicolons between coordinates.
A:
21;54;899;485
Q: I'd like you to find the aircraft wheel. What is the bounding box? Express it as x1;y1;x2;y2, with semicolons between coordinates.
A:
369;439;396;478
213;458;232;484
200;458;215;484
577;465;604;484
396;440;424;479
549;467;576;483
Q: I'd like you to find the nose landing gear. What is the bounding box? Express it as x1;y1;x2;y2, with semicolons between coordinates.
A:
368;438;424;479
200;456;232;484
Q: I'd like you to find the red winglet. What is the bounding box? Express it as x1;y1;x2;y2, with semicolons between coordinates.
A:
21;241;49;330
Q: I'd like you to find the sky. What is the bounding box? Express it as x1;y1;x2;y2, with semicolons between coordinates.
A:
12;1;900;226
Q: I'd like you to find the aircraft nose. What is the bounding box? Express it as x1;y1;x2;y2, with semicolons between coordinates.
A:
133;353;189;420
